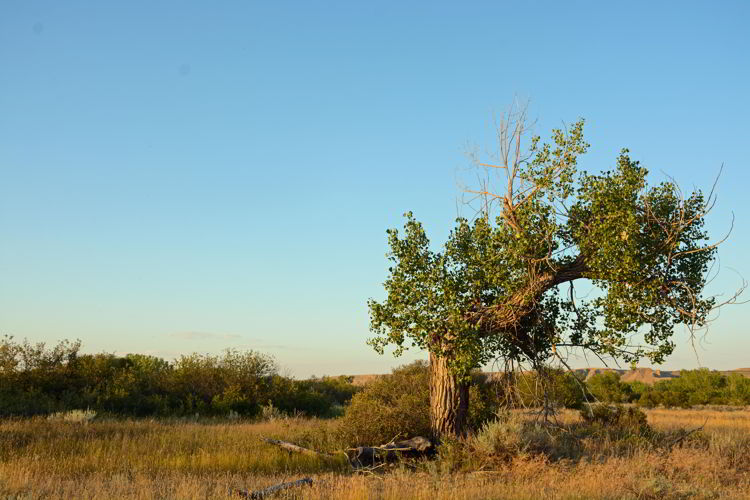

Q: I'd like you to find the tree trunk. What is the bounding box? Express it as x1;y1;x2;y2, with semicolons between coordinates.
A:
429;351;469;437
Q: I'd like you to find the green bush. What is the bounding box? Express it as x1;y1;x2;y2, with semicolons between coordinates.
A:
471;412;524;457
5;334;749;419
339;361;430;445
273;376;361;417
0;336;82;416
0;336;359;418
467;373;504;429
513;368;587;409
581;404;650;434
725;373;750;405
633;369;750;408
586;372;632;403
627;381;649;403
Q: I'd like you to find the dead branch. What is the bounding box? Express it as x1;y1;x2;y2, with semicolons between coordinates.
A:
232;478;313;499
346;436;432;468
664;418;708;451
260;435;432;472
260;437;332;457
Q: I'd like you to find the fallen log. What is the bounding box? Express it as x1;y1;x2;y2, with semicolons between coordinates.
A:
259;435;432;470
232;477;313;499
347;436;432;467
260;437;331;457
389;436;431;452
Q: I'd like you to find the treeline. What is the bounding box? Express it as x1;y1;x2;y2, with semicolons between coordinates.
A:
480;368;750;409
586;370;750;407
2;336;748;419
0;336;357;418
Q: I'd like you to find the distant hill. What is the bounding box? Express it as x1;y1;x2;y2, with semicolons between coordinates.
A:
573;367;750;385
575;367;680;385
349;367;750;386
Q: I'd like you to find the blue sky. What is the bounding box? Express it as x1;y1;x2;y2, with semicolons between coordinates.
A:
1;1;748;377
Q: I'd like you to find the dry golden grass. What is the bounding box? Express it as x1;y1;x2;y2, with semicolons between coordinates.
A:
1;409;749;499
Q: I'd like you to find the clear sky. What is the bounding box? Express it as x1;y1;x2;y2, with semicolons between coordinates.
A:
1;1;748;377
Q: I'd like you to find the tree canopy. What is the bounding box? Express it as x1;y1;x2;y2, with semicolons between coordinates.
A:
368;116;730;382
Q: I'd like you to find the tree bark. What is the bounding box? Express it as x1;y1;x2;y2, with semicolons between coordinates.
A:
429;351;469;437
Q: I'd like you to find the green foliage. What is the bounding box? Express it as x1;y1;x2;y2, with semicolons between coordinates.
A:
367;214;499;375
467;374;503;428
627;380;650;402
512;369;587;409
586;372;634;403
268;375;357;418
170;349;277;415
338;362;600;447
634;369;750;408
725;373;750;406
337;362;590;445
453;405;666;469
339;361;431;445
0;336;359;418
0;336;83;415
583;369;750;408
471;412;524;458
436;434;477;472
368;120;721;379
567;152;718;365
581;404;650;434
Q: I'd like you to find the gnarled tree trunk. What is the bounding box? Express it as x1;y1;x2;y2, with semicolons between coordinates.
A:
429;351;469;437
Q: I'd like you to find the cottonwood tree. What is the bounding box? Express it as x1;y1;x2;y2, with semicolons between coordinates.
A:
368;107;743;437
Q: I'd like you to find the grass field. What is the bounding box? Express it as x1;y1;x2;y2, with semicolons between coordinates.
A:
1;408;749;499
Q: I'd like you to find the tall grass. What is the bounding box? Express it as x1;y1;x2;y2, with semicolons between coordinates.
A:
1;409;749;499
0;417;350;477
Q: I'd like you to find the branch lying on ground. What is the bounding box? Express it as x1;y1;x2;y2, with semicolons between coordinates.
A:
259;435;432;471
347;436;431;469
231;478;313;499
260;437;332;457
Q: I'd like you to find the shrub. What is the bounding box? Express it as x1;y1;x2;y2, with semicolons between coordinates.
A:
672;369;727;406
471;412;524;457
0;336;82;416
339;361;430;445
259;401;286;421
586;372;632;403
632;369;750;408
436;435;475;473
172;349;277;416
0;336;359;418
725;373;750;405
581;404;650;434
627;381;649;403
269;375;358;418
513;368;587;409
467;374;503;429
47;408;97;423
636;388;661;408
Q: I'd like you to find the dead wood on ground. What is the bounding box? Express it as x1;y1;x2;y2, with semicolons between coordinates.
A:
260;437;332;457
259;434;433;471
231;477;313;499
